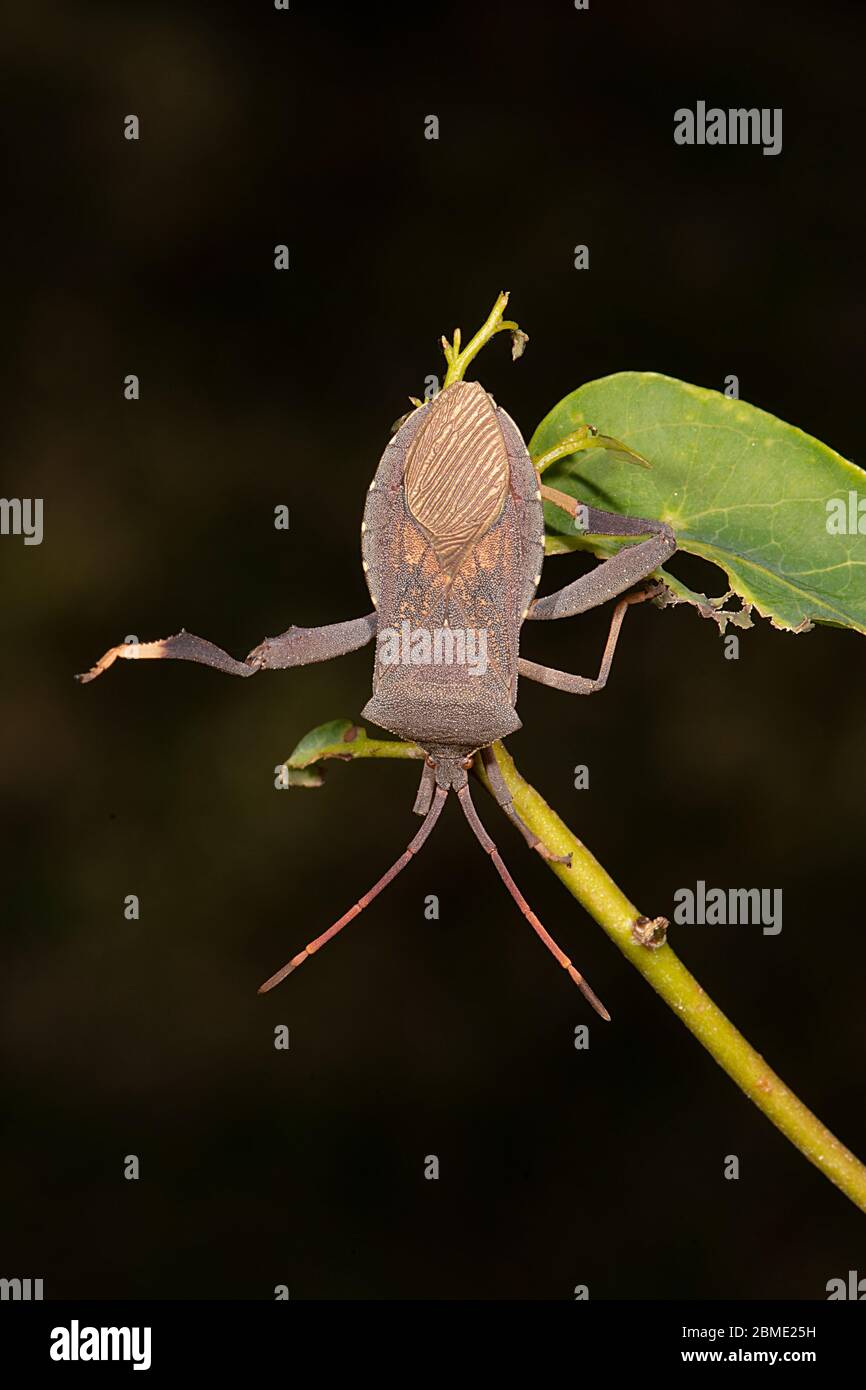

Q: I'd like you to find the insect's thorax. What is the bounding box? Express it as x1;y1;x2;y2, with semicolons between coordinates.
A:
360;381;545;751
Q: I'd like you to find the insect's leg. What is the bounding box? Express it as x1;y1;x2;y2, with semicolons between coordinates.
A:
76;612;378;684
456;780;609;1020
245;612;378;669
480;746;571;866
520;588;656;696
258;785;448;994
412;760;436;816
529;499;675;622
76;630;260;683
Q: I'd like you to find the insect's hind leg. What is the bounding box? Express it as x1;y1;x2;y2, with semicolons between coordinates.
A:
480;747;571;866
76;612;378;683
530;497;675;622
76;630;259;683
246;613;378;669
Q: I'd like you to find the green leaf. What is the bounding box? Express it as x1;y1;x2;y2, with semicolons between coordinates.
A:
287;718;359;768
281;719;422;787
531;372;866;634
283;766;325;789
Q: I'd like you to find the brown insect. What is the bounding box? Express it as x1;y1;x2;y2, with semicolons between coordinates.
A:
78;379;675;1018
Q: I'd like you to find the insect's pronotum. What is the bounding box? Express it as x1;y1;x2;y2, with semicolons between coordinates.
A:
78;376;675;1019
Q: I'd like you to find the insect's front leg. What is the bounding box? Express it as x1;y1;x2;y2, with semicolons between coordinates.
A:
412;760;436;816
480;746;571;865
77;612;378;683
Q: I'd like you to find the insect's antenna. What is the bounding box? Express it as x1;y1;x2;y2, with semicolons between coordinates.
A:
258;785;449;995
456;781;610;1021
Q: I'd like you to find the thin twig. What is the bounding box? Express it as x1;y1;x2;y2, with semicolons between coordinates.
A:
283;723;866;1215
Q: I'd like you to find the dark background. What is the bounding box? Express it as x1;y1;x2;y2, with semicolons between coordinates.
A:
2;0;865;1299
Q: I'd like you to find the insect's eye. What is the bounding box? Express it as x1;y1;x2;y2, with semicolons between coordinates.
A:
461;757;473;770
426;755;436;768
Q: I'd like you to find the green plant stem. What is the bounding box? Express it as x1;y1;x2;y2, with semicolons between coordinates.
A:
532;427;597;474
285;721;866;1215
441;290;525;386
532;428;652;475
480;742;866;1215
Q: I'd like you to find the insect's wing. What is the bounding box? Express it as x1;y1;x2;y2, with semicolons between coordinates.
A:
403;380;510;576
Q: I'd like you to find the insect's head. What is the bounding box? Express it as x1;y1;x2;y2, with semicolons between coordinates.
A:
425;747;476;791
